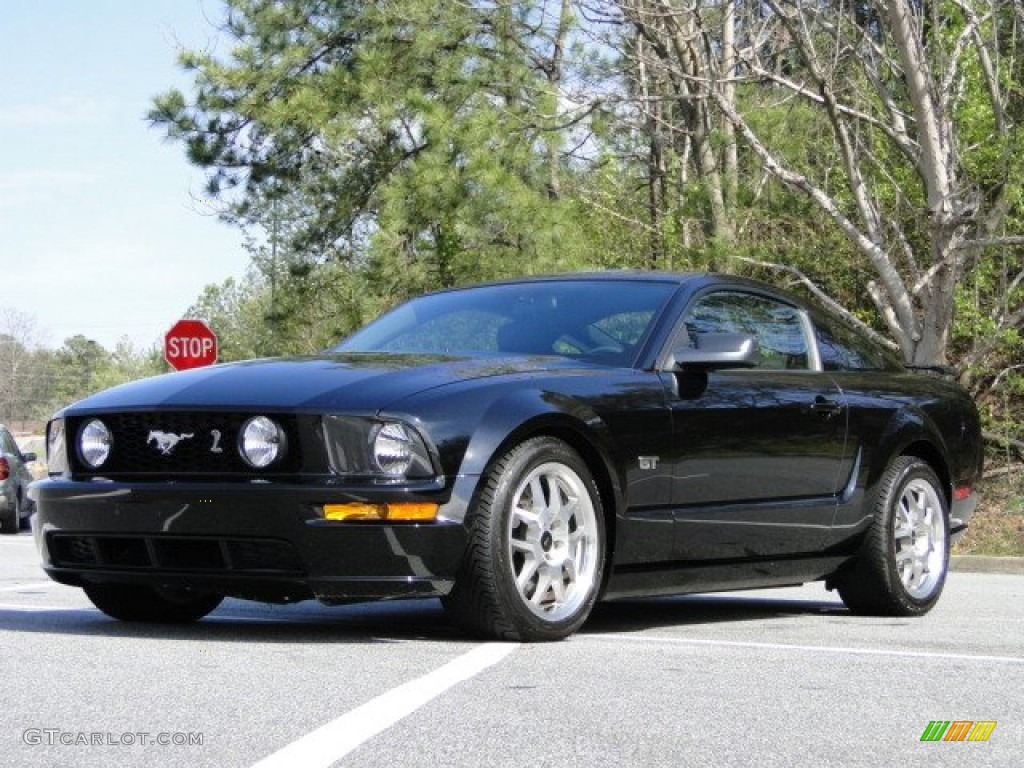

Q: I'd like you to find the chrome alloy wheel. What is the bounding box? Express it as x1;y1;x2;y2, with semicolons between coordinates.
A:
507;461;600;621
892;477;947;600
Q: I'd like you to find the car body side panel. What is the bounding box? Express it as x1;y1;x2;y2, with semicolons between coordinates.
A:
663;370;847;559
602;554;852;600
828;372;984;548
383;369;678;565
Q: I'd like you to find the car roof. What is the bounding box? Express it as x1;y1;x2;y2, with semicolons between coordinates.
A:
418;271;752;299
479;270;699;286
399;273;833;337
425;271;814;308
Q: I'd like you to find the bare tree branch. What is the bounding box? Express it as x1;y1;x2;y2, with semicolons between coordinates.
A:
983;463;1024;480
983;431;1024;458
959;236;1024;249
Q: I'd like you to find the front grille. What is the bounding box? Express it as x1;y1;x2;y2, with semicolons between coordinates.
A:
49;533;306;575
67;412;303;476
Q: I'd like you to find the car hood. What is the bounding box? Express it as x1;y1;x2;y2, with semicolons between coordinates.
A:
62;353;578;414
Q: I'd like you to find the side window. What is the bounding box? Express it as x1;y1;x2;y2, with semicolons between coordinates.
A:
816;318;900;371
683;292;810;370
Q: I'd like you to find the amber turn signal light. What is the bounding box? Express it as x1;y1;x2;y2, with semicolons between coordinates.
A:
322;502;438;522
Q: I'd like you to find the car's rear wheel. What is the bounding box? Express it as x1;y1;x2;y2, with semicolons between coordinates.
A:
443;437;605;641
1;494;20;534
84;584;223;623
835;456;949;616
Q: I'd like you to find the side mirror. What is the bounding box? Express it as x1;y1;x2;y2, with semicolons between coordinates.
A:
669;332;759;371
22;452;37;463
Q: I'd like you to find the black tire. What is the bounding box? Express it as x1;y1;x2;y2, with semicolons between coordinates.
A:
443;437;606;641
835;456;949;616
84;584;223;623
1;494;20;534
19;493;33;530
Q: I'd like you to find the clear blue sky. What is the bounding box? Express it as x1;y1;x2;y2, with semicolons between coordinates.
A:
1;0;250;351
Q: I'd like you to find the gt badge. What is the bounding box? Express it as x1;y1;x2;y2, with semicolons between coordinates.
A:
147;430;195;455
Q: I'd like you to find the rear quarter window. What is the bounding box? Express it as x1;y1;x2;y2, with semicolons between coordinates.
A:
816;318;902;371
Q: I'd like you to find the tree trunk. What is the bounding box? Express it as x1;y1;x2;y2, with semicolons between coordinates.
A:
721;0;737;214
637;34;667;267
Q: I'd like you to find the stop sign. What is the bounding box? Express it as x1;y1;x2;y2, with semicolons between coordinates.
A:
164;319;218;371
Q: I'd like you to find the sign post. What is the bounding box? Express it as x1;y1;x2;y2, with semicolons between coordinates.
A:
164;319;218;371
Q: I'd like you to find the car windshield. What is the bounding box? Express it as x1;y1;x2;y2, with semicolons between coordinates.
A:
333;279;678;366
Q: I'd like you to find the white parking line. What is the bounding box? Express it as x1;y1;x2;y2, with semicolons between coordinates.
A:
251;642;519;768
583;634;1024;664
0;581;59;593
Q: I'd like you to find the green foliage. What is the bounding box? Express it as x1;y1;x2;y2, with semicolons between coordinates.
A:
0;318;163;426
48;336;164;412
150;0;608;351
185;273;276;359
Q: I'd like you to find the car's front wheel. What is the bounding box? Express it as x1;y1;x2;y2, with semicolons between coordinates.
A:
835;456;949;616
84;584;223;623
443;437;606;641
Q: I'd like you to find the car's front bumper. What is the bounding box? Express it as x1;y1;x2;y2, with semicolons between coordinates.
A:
31;478;467;603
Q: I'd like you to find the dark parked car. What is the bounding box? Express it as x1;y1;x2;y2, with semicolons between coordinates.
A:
1;424;37;533
32;273;983;640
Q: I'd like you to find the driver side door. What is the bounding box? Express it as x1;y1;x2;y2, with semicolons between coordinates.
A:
663;290;848;559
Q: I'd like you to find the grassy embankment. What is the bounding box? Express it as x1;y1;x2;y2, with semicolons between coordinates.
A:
954;472;1024;556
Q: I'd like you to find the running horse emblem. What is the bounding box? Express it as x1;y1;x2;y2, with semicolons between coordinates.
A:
147;430;195;455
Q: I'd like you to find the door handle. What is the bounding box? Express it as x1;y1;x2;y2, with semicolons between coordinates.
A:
811;395;843;418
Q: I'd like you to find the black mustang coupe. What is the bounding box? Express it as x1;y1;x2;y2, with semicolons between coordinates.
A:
32;273;983;640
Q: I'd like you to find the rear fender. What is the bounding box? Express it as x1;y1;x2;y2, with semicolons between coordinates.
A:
866;407;951;498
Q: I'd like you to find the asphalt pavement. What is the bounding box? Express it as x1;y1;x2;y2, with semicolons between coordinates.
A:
1;531;1020;767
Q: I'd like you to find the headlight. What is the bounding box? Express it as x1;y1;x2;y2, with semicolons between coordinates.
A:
239;416;286;468
79;419;112;468
322;416;435;481
373;422;416;476
46;418;69;477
